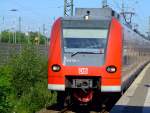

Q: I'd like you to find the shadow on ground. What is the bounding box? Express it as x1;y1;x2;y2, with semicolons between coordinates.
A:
110;105;150;113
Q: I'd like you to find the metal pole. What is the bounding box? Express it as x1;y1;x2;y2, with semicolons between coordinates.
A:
2;16;4;31
15;31;16;44
18;16;21;43
9;30;10;43
28;32;30;44
43;24;47;45
12;19;16;44
64;0;67;16
19;16;21;32
122;0;124;13
149;16;150;37
26;26;30;44
71;0;73;16
64;0;73;16
12;27;15;44
0;17;1;42
0;31;1;43
9;9;18;44
102;0;108;8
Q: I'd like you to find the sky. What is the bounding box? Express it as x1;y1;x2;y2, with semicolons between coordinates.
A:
0;0;149;36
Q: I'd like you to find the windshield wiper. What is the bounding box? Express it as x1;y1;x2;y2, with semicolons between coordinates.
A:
71;51;102;57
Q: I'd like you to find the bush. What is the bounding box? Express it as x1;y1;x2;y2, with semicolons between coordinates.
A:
0;45;56;113
0;65;13;113
9;46;56;113
11;46;42;97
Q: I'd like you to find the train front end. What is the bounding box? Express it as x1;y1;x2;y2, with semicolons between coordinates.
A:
48;15;122;105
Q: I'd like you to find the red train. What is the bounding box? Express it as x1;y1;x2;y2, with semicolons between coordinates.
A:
48;7;150;105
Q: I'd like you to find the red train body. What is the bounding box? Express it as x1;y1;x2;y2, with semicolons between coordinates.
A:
48;8;150;105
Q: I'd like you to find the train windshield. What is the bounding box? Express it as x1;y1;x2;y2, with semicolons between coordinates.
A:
63;29;108;53
63;20;109;53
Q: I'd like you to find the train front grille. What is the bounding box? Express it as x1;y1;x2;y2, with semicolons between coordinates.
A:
65;76;101;89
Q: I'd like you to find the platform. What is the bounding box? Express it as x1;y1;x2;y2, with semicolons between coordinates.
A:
110;63;150;113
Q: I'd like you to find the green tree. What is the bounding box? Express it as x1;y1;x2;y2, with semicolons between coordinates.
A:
1;30;10;43
0;30;47;44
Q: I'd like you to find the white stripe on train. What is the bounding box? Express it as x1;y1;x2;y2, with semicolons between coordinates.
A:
48;84;121;92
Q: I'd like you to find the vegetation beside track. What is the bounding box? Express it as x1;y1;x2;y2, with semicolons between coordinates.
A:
0;46;56;113
0;30;48;44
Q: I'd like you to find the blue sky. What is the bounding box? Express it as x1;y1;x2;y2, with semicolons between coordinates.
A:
0;0;149;36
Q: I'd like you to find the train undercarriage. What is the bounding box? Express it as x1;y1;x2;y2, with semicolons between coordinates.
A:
57;76;121;107
57;89;121;111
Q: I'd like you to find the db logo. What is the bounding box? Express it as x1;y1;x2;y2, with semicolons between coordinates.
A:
79;68;88;74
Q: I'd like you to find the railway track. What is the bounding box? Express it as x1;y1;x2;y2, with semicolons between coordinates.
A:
37;104;109;113
38;107;109;113
37;98;112;113
58;103;74;113
37;92;121;113
37;103;74;113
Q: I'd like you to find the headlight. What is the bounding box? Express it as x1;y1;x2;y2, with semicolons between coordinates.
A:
106;65;117;73
52;64;61;72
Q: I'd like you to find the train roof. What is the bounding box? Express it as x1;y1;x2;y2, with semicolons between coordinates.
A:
62;7;149;41
63;7;120;21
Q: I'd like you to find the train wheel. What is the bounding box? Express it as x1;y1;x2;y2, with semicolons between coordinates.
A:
64;89;72;107
57;90;72;107
57;91;65;106
90;90;102;110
